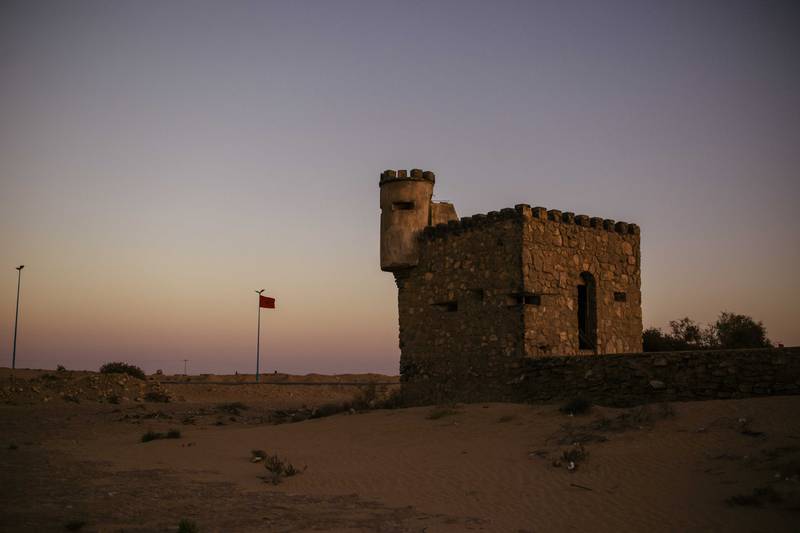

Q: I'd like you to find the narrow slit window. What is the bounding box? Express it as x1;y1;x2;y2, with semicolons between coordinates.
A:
506;292;540;306
614;291;627;302
393;201;415;211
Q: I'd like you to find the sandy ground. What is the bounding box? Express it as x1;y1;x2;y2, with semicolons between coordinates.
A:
1;370;799;532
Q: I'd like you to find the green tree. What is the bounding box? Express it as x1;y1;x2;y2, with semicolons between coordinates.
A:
643;327;691;352
669;317;704;347
713;312;771;349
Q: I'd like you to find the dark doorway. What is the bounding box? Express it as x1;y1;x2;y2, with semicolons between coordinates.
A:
577;272;597;350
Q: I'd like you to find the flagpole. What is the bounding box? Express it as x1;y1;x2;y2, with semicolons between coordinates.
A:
255;289;264;383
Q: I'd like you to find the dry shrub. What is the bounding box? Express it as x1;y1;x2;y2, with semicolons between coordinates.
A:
262;453;305;485
178;518;199;533
553;443;588;472
217;402;247;415
426;407;460;420
559;397;592;415
144;390;171;403
726;486;782;507
140;429;181;443
592;403;675;432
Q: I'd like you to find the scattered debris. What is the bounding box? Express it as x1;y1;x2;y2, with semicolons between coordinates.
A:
251;449;267;463
553;443;587;472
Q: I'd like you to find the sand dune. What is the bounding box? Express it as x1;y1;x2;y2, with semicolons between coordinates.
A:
1;371;799;532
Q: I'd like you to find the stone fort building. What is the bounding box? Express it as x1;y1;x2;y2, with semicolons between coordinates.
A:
379;168;643;393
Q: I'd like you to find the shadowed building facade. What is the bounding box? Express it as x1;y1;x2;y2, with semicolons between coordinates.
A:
379;168;643;396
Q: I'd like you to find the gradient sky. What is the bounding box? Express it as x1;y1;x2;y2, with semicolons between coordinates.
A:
1;0;798;375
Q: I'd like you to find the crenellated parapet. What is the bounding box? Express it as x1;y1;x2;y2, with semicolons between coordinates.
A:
379;168;436;187
420;202;639;241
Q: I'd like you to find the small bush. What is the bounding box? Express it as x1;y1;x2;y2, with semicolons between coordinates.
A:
726;493;762;507
311;402;349;418
426;407;459;420
56;365;66;372
352;384;378;410
143;390;170;403
141;431;161;443
559;397;592;415
217;402;247;415
99;362;145;380
140;429;181;443
726;487;782;507
178;518;199;533
378;389;405;409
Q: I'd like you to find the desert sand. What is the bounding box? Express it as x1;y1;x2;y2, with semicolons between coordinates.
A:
1;368;799;532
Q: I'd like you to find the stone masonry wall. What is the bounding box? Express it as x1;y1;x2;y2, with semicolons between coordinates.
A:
401;347;800;406
519;205;643;356
396;210;524;400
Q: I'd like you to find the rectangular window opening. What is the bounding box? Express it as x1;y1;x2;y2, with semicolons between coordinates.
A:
523;294;541;305
393;201;415;211
432;301;458;312
469;288;485;302
614;291;627;302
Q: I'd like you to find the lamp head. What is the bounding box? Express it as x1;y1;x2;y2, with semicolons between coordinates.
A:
16;265;24;271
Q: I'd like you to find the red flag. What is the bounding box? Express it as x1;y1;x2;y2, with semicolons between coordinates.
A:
259;295;276;309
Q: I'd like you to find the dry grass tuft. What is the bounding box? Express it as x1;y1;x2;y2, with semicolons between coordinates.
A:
140;429;181;443
426;407;460;420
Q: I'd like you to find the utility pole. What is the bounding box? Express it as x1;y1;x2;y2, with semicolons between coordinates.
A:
12;265;24;374
183;359;188;376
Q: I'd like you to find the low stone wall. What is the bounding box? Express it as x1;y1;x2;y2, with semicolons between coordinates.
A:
402;347;800;407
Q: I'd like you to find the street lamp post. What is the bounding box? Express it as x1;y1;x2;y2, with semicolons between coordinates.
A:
12;265;24;373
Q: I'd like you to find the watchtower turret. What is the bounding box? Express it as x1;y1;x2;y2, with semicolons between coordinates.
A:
379;169;435;271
